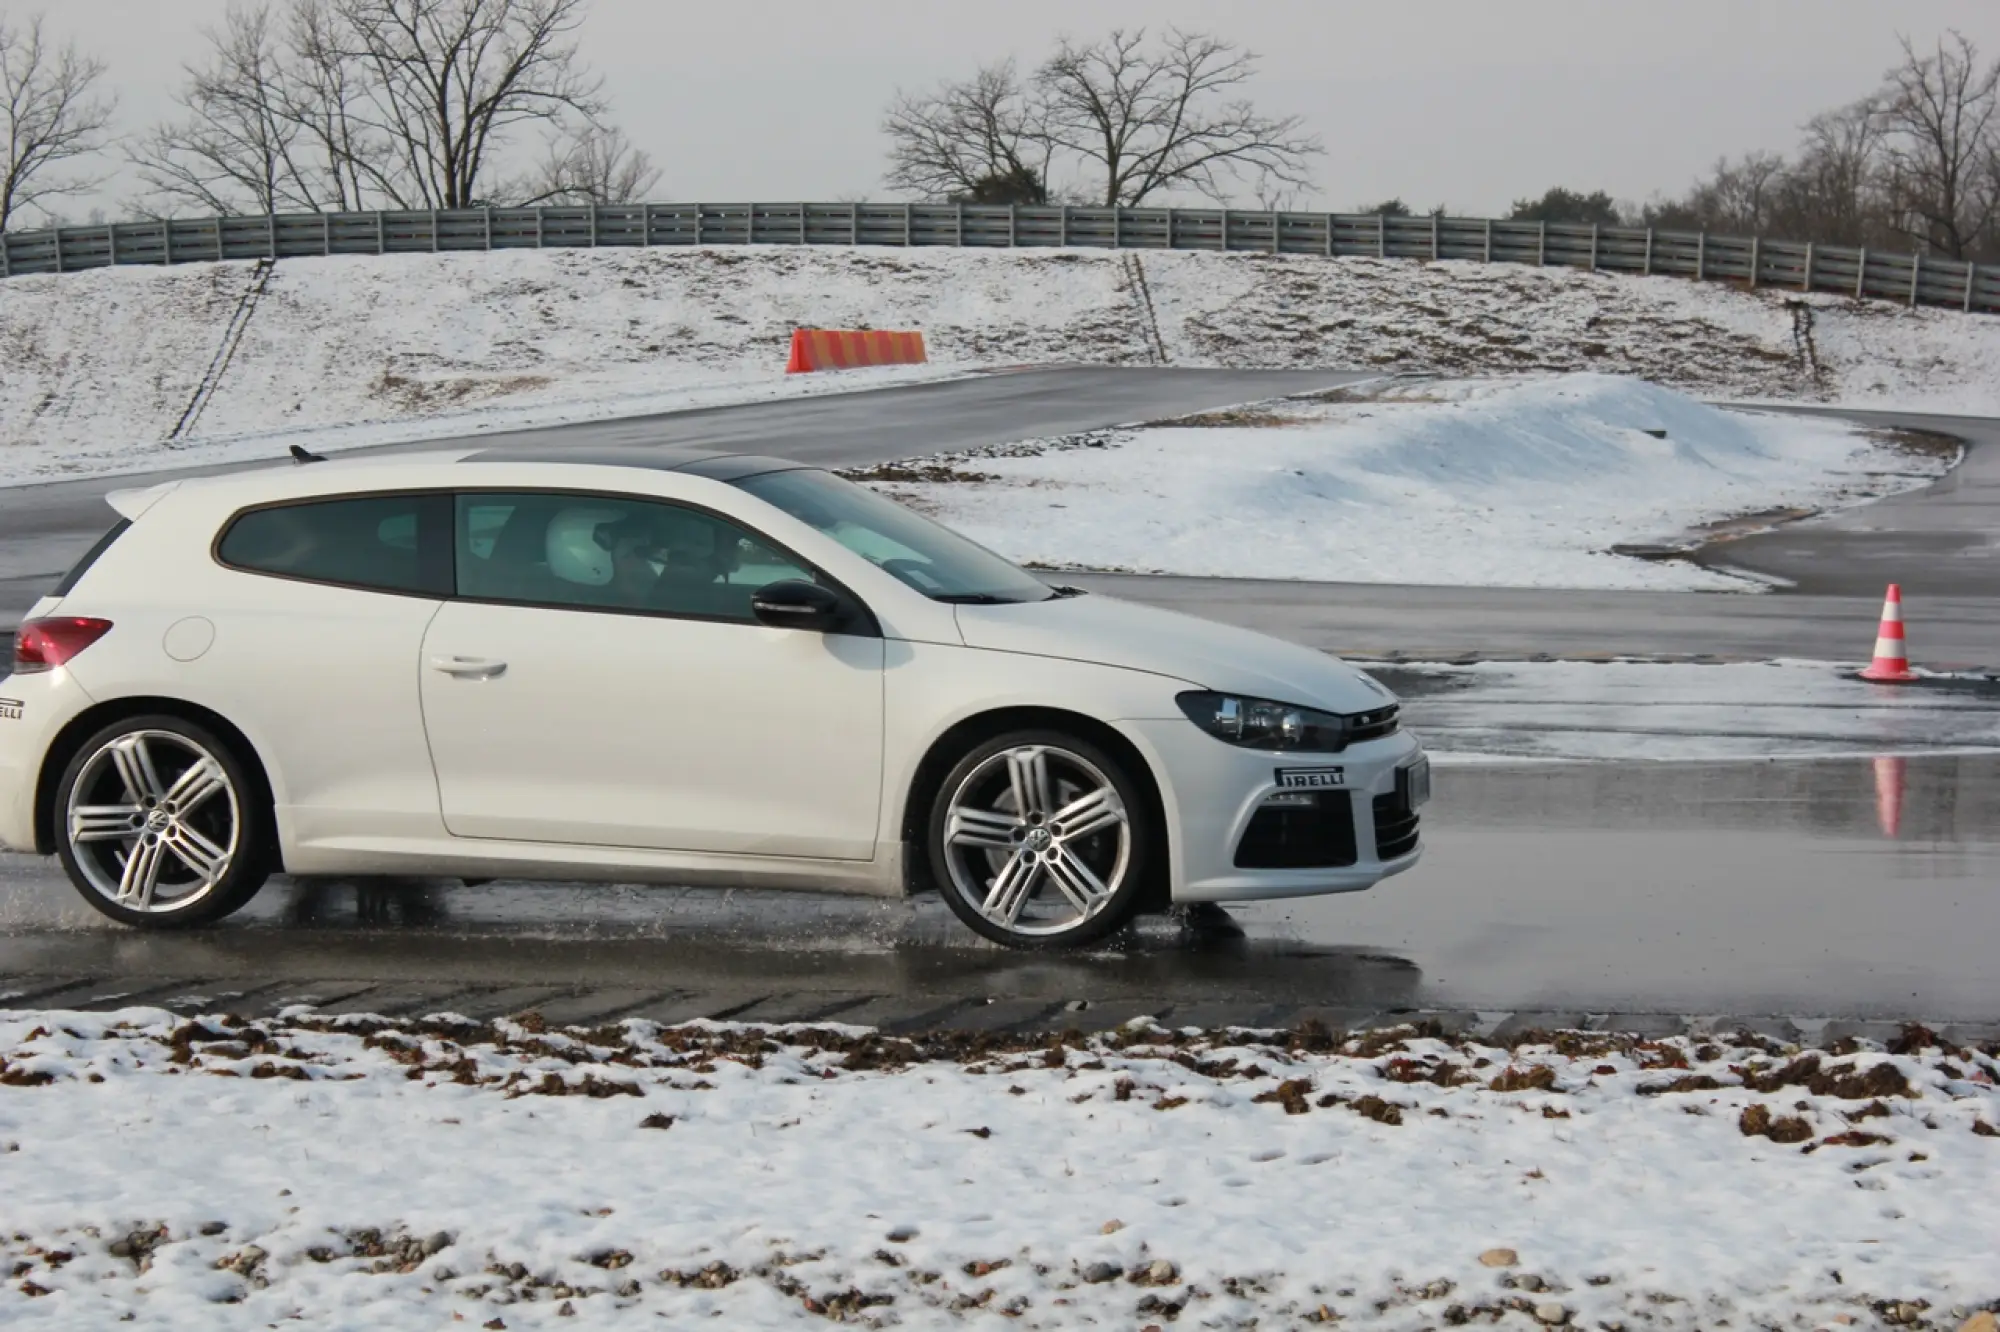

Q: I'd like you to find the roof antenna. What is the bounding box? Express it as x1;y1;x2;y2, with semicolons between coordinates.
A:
289;444;327;465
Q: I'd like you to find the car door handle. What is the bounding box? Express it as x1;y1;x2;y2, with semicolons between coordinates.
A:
430;655;507;680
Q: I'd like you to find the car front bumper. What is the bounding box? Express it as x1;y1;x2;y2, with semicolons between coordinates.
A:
1118;718;1427;904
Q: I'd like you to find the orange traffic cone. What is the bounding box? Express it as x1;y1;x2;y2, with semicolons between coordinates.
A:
1873;755;1905;838
1859;584;1917;682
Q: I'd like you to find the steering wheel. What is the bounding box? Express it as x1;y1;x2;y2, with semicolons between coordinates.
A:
878;557;936;589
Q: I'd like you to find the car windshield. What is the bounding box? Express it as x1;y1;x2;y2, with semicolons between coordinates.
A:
734;468;1056;605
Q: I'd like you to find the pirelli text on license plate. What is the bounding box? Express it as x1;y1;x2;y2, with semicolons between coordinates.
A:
1274;767;1345;789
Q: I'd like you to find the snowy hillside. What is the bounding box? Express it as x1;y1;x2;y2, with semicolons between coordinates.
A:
3;245;2000;484
847;374;1956;591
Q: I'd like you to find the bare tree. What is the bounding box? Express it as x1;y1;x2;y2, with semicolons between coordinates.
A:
1875;31;2000;258
134;0;651;218
1645;150;1789;235
882;58;1050;202
329;0;607;209
1246;169;1299;212
516;121;657;203
132;2;316;214
881;29;1318;209
1639;101;1902;249
280;0;401;208
1033;27;1321;207
1571;31;2000;259
1708;151;1789;233
1774;96;1888;246
0;10;115;229
131;0;434;216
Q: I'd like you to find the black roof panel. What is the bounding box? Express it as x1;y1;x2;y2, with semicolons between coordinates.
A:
456;445;812;481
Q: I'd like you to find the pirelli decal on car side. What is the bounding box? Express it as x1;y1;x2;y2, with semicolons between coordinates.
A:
0;698;22;721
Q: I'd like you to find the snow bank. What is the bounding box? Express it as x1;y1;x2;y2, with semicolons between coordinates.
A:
0;1008;1993;1329
3;245;1999;484
852;374;1952;591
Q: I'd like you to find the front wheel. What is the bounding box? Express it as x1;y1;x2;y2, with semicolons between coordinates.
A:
53;715;272;929
927;730;1156;949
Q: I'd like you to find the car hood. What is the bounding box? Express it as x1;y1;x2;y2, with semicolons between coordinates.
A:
953;593;1398;714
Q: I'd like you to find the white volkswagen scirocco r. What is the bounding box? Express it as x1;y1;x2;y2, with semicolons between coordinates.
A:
0;446;1427;949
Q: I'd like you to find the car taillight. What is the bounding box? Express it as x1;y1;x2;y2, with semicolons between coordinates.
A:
12;617;113;674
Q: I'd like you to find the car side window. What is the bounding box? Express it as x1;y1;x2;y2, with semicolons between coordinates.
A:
217;494;451;596
453;492;815;621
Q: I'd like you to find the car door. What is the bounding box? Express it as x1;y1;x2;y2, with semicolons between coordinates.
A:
203;491;454;845
418;489;886;860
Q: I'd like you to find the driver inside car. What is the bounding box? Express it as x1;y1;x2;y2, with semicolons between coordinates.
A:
586;513;669;606
652;513;735;589
544;504;757;616
601;509;749;616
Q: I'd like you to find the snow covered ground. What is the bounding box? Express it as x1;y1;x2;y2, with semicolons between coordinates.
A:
0;1007;1993;1330
4;245;2000;485
849;374;1955;591
1384;659;2000;762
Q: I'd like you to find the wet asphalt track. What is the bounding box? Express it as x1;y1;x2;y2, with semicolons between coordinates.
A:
1693;404;2000;600
2;755;1996;1037
3;366;1998;1030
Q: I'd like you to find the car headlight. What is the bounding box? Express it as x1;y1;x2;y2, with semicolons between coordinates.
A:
1176;690;1397;752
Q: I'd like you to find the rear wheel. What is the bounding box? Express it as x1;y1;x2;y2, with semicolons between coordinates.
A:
53;715;271;929
928;730;1156;949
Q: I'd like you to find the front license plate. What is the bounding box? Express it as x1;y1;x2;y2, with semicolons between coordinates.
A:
1275;767;1345;790
1405;757;1432;807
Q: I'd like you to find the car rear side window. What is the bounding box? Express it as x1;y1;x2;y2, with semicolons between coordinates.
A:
217;493;452;597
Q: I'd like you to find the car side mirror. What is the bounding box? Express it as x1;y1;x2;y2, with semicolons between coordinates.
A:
750;578;853;633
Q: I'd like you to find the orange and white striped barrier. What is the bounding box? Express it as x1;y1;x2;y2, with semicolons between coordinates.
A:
1859;583;1917;682
785;328;927;373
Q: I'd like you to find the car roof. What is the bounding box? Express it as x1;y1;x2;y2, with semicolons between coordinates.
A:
451;444;810;481
106;444;821;519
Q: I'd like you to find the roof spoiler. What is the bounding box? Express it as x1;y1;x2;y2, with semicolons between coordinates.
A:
102;441;327;520
105;480;183;521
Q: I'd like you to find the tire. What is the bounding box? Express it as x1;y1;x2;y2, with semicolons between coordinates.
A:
927;729;1157;949
53;714;272;929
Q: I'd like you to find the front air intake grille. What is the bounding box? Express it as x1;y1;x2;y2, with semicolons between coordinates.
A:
1234;791;1358;870
1344;703;1400;745
1372;784;1421;861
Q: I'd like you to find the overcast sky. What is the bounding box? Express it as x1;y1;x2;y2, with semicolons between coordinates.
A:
26;0;2000;222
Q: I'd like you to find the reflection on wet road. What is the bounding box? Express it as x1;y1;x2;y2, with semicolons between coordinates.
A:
1381;661;2000;761
3;755;1995;1031
1253;754;2000;1021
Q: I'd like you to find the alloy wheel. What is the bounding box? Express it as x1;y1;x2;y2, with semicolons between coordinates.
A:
63;729;242;914
939;743;1132;938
